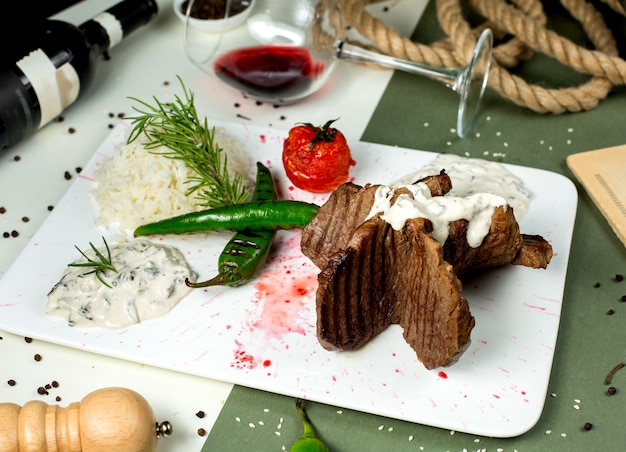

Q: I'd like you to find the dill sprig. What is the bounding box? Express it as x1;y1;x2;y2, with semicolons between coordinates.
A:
69;237;117;288
126;76;250;208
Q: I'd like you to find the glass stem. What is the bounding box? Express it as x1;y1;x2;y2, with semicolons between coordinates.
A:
334;41;463;91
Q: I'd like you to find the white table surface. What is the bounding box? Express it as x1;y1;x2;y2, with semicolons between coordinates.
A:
0;0;423;450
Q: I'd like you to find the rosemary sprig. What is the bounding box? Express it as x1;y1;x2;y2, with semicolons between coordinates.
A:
126;76;250;208
69;237;117;288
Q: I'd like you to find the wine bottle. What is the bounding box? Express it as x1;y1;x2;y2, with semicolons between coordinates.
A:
0;0;159;152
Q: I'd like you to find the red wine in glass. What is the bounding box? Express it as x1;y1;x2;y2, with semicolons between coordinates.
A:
213;45;326;102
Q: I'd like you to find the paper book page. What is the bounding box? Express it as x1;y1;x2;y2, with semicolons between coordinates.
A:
567;144;626;247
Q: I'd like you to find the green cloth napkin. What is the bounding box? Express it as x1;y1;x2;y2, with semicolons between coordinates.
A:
204;3;626;450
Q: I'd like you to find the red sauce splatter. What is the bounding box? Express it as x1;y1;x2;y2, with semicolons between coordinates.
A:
232;342;258;370
230;251;319;369
251;267;316;338
259;134;267;143
438;371;448;379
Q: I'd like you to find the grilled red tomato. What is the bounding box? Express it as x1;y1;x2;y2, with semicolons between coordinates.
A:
282;119;356;193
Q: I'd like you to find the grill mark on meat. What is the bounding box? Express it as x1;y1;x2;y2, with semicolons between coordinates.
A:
317;218;396;350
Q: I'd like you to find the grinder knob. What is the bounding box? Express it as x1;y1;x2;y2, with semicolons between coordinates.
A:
0;387;172;452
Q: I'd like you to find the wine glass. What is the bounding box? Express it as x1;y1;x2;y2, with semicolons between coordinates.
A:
182;0;493;138
182;0;343;104
335;28;493;138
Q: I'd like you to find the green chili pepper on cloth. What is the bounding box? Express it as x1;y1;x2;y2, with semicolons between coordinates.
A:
290;398;330;452
187;162;278;288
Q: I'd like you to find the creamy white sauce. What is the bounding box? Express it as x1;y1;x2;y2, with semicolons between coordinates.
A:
47;239;195;329
367;154;531;248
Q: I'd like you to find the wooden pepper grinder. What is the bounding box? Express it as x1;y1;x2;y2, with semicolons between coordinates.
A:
0;387;172;452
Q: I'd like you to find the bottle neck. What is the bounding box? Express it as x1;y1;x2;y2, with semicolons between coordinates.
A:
79;0;158;54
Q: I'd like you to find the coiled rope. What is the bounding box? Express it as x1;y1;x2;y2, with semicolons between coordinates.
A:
337;0;626;113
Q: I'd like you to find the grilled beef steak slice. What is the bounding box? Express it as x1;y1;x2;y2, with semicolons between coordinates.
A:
301;172;453;270
511;234;554;268
316;217;399;351
305;171;551;369
397;217;474;369
301;182;377;270
316;215;474;369
443;206;524;276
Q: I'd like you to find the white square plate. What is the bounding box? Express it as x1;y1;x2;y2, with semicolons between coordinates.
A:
0;121;577;437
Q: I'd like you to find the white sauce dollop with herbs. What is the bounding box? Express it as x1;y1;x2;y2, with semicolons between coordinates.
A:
47;239;195;329
367;154;531;247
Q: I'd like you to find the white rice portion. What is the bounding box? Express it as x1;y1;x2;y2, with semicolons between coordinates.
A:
92;131;253;233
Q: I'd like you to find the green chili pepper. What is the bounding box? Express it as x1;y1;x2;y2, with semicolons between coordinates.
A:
187;162;278;288
133;200;319;237
290;399;330;452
